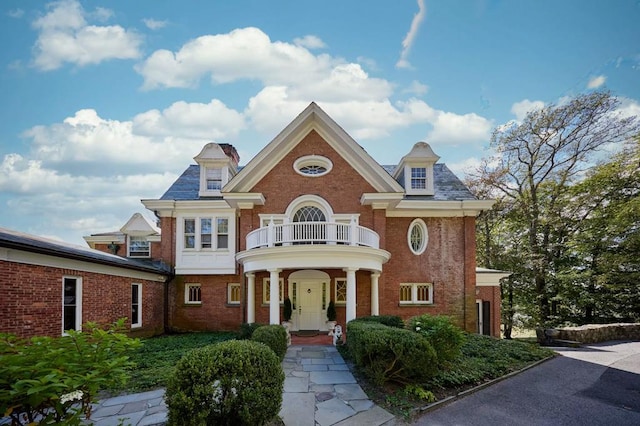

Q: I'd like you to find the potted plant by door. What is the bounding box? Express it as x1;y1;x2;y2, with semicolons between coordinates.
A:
282;297;293;346
326;300;337;335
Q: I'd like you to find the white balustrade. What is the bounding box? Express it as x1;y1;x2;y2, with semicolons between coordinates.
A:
245;222;379;250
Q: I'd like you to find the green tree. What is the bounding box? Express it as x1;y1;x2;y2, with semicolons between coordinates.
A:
476;91;638;325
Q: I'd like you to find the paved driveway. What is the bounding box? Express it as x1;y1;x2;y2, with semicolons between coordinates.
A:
413;340;640;426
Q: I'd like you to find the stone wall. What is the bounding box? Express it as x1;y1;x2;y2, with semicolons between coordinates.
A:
557;323;640;343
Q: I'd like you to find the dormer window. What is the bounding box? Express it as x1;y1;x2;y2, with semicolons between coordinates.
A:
394;142;440;196
411;167;427;190
206;168;223;191
128;236;150;257
194;143;240;197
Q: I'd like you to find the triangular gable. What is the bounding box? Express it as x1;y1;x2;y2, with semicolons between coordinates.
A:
223;102;405;193
120;213;160;236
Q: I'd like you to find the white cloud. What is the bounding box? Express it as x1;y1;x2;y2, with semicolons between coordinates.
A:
587;75;606;89
8;8;24;18
396;0;426;69
403;80;429;95
447;157;482;179
143;18;168;30
425;110;493;146
32;0;142;70
510;99;545;122
293;35;326;49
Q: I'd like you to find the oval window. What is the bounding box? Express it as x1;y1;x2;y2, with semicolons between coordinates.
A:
293;155;333;177
408;219;428;255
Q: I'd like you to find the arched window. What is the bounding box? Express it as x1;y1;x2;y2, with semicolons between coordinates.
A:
293;206;326;222
408;219;428;255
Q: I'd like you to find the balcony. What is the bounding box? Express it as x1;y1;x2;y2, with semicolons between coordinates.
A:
245;221;380;250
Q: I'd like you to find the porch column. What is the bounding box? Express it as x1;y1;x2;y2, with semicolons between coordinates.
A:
370;272;380;316
269;269;281;324
246;273;255;323
345;267;358;323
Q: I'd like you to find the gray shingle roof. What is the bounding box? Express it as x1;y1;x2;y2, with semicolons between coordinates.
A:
161;163;475;202
0;228;171;275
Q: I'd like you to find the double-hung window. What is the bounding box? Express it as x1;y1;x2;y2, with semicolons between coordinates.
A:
184;219;196;249
217;218;228;249
206;168;223;190
183;217;230;250
128;236;150;257
62;277;82;334
201;219;212;249
410;167;427;190
399;283;433;305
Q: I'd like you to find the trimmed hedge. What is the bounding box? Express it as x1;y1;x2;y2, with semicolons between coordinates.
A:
165;340;284;426
251;324;288;360
408;314;465;365
347;320;437;385
351;315;405;329
238;322;265;340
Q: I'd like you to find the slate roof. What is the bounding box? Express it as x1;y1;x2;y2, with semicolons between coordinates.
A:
0;227;171;275
161;163;475;201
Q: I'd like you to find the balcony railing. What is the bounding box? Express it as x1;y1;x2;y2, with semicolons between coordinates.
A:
246;222;380;250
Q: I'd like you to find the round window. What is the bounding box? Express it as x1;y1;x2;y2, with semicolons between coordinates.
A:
407;219;428;255
293;155;333;177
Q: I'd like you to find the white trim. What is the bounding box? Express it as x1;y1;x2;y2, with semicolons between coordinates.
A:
131;283;142;328
128;235;151;258
62;276;82;334
293;155;333;177
407;219;428;255
399;283;433;305
284;195;335;220
184;283;202;304
262;277;284;304
476;299;483;334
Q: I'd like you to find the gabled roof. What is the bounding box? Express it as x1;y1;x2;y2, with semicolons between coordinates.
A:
120;213;160;235
223;102;405;194
1;227;170;275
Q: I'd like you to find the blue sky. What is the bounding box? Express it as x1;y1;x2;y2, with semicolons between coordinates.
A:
1;0;639;245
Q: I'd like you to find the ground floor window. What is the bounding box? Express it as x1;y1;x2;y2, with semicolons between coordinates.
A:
185;283;202;304
399;283;433;305
334;278;347;305
62;276;82;334
228;283;241;304
131;283;142;328
263;278;284;304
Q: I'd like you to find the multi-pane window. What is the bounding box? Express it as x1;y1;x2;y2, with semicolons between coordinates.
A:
201;219;212;249
408;219;428;255
228;283;241;304
184;219;196;249
217;218;228;249
131;284;142;328
410;167;427;189
62;277;82;333
335;279;347;305
183;217;230;250
263;278;284;304
128;236;150;257
206;168;222;190
185;284;202;304
399;283;433;305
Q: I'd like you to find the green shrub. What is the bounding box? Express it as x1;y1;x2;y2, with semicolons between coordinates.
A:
251;325;288;360
238;322;265;340
0;319;140;425
350;315;405;328
166;340;284;426
347;321;437;385
408;315;465;365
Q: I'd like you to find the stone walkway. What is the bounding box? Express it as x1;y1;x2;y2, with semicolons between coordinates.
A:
85;345;397;426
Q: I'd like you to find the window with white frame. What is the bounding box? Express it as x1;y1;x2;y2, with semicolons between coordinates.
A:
399;283;433;305
262;278;284;304
62;276;82;333
128;236;150;257
228;283;241;304
131;284;142;328
183;216;230;250
335;278;347;305
410;167;427;190
408;219;428;255
206;168;223;190
185;283;202;304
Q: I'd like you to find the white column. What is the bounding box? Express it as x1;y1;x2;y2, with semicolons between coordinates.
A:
345;267;358;323
269;269;281;324
246;273;255;323
370;272;380;316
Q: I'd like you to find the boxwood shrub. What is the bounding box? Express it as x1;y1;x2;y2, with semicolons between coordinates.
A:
165;340;284;426
251;324;288;360
350;315;405;329
347;320;437;386
408;314;465;365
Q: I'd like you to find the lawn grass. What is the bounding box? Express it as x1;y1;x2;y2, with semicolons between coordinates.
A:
110;332;237;394
343;333;555;420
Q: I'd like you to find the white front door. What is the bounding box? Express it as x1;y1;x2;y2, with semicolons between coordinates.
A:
298;281;322;330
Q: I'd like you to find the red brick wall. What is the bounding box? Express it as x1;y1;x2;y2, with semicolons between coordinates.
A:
0;259;165;338
476;285;502;337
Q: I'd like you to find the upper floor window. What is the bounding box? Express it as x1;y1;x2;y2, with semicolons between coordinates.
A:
293;206;326;222
293;155;333;177
183;217;230;251
411;167;427;190
408;219;428;255
184;219;196;249
128;236;150;257
217;218;229;249
206;168;222;190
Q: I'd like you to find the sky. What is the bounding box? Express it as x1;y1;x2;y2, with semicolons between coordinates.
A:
0;0;639;245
